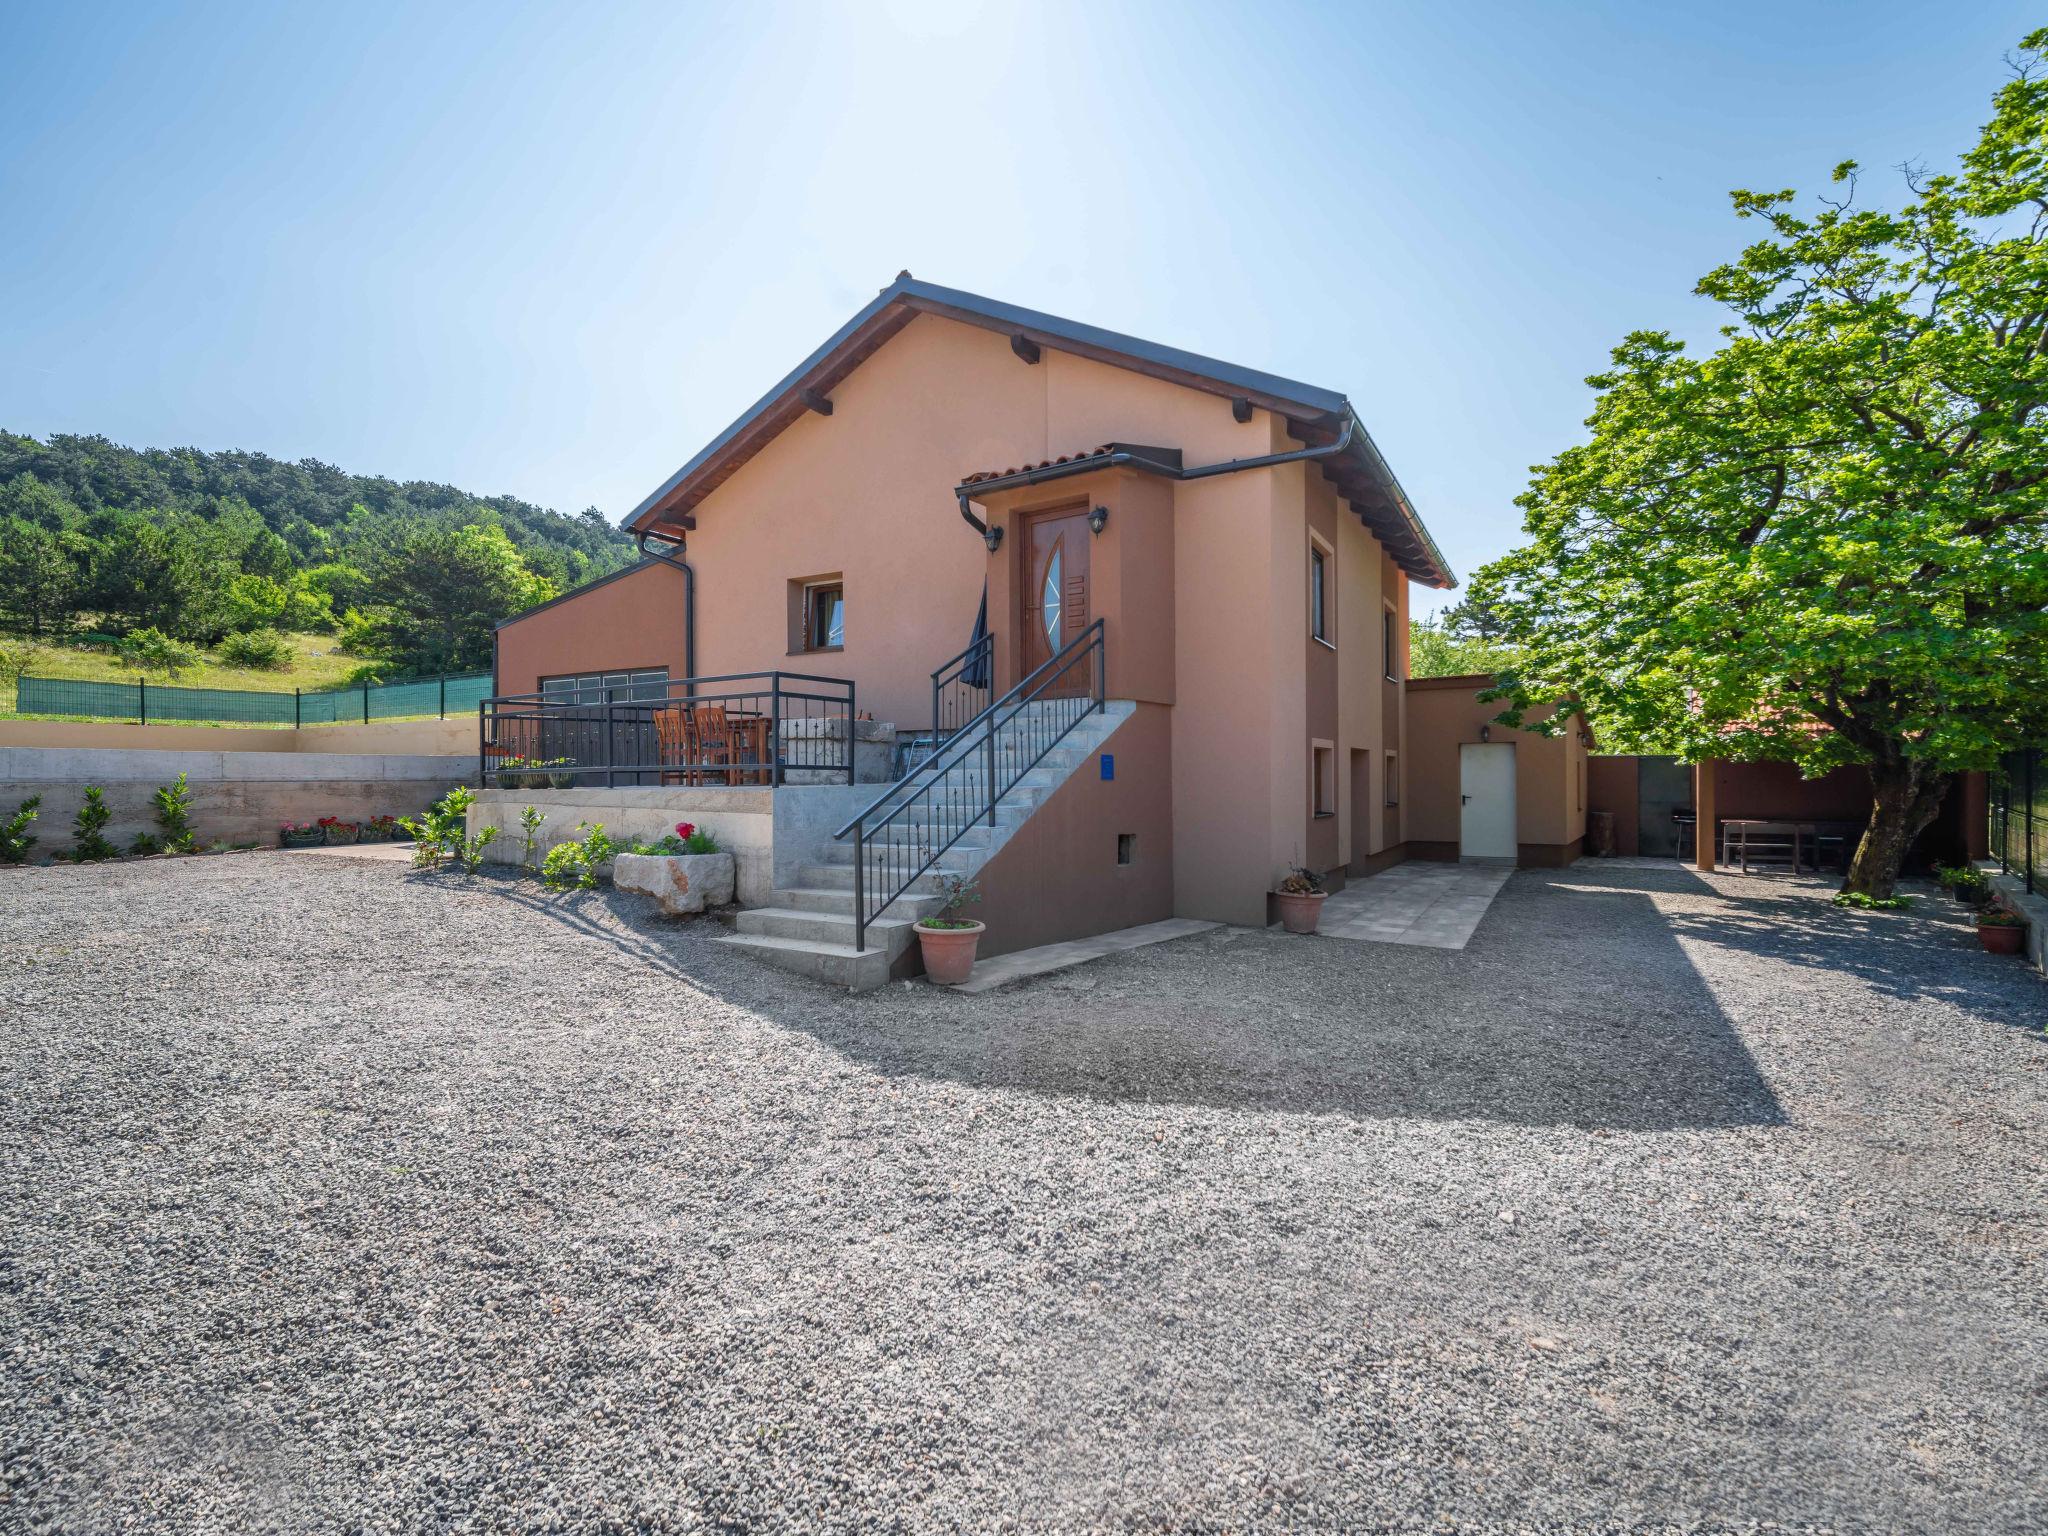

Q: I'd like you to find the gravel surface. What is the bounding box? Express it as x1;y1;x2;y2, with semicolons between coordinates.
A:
3;852;2045;1533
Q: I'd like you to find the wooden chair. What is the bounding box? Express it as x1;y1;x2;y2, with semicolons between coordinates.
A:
691;704;735;784
655;707;698;786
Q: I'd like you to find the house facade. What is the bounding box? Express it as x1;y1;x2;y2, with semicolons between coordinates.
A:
489;275;1460;981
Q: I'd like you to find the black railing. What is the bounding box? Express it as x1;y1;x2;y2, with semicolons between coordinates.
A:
835;619;1105;952
478;670;856;789
1992;747;2044;895
929;632;993;742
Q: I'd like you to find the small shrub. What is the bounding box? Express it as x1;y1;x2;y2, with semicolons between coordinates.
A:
542;822;618;891
0;795;41;864
1277;864;1326;896
401;786;482;872
1950;868;1992;906
458;824;497;874
1832;891;1914;911
1978;907;2025;928
918;871;982;930
216;627;293;670
117;627;202;677
152;771;196;853
519;806;546;869
71;786;116;862
129;831;161;856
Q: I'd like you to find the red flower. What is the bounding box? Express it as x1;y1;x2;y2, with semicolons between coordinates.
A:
675;822;696;840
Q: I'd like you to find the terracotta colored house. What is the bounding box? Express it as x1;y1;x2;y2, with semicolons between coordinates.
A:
486;275;1458;985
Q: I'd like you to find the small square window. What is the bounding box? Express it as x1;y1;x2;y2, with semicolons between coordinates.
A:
805;583;844;651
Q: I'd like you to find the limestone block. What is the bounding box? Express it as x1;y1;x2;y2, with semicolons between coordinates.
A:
612;851;736;915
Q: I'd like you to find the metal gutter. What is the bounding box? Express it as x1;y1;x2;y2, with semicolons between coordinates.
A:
635;529;697;683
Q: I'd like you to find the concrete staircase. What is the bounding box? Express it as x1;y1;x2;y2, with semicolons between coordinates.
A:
719;699;1134;989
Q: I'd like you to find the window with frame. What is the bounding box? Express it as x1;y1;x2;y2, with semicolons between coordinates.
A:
1383;606;1399;681
1313;743;1336;817
1385;750;1400;806
804;581;845;652
540;668;669;706
1309;544;1330;644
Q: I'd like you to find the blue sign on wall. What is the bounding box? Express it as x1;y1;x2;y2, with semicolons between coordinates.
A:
1100;753;1114;781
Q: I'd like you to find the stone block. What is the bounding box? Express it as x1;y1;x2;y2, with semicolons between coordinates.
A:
613;851;735;915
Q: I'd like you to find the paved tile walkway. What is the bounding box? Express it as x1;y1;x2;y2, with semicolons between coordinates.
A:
1313;860;1514;949
946;917;1221;993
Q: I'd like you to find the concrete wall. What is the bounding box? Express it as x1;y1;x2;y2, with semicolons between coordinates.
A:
468;787;775;905
0;717;471;755
1986;868;2048;978
0;747;469;851
971;703;1175;956
1404;676;1582;863
1587;756;1641;855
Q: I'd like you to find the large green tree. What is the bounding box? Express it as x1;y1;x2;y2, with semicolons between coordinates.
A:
1472;35;2048;897
357;520;558;674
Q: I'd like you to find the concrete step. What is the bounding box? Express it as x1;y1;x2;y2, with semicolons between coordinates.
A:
715;933;897;990
734;906;919;946
799;862;953;894
772;886;945;920
814;842;984;872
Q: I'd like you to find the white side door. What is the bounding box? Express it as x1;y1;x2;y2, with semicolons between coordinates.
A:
1459;743;1518;861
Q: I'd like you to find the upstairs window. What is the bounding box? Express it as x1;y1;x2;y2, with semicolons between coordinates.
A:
1310;544;1329;644
1383;606;1399;681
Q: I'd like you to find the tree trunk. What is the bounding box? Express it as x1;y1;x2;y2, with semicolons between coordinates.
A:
1843;758;1948;898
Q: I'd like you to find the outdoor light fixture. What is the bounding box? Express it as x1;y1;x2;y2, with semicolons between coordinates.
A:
984;524;1004;553
1088;504;1109;535
1479;724;1491;743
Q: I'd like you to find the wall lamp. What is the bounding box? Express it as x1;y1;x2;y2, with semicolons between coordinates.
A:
1479;724;1491;743
984;524;1004;553
1088;504;1109;535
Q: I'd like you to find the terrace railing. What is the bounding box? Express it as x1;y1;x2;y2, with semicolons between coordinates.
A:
928;631;993;741
478;671;856;790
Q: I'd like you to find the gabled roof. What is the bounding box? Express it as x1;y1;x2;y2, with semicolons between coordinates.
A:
627;274;1455;588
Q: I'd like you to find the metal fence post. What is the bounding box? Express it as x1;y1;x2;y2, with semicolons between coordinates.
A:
771;673;784;788
439;675;447;719
294;689;302;729
2028;749;2037;896
986;710;997;827
138;676;147;727
603;690;616;789
362;682;370;725
846;681;857;787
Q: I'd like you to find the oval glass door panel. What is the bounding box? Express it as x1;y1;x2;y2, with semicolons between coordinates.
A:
1042;544;1063;650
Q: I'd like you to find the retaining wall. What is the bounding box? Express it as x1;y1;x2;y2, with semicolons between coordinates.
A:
0;747;470;852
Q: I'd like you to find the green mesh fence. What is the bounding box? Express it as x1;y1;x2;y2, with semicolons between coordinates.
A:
1991;748;2045;895
14;672;490;726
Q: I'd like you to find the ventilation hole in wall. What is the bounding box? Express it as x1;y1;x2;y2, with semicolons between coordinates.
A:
1116;833;1135;866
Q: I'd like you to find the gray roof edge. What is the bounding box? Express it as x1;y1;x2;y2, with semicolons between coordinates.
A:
625;275;1353;530
1343;409;1458;590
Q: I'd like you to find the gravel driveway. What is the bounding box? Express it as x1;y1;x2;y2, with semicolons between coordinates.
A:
4;853;2045;1532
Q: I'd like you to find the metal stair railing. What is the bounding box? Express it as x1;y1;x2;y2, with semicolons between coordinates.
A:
833;619;1106;951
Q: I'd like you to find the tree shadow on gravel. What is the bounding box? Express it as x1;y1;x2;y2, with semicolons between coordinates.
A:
1653;877;2048;1027
668;865;1789;1133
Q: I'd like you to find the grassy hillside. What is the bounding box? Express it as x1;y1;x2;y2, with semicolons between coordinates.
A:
8;632;370;695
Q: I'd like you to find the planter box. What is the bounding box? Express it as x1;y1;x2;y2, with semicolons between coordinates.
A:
612;850;735;915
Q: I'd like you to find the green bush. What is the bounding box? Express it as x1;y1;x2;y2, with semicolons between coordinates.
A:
400;786;493;873
153;771;196;853
542;822;619;891
215;627;293;670
1832;891;1914;912
117;627;202;677
0;795;41;864
71;786;116;862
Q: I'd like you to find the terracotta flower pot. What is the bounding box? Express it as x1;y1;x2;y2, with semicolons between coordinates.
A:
1978;921;2026;956
1274;890;1327;934
917;920;985;985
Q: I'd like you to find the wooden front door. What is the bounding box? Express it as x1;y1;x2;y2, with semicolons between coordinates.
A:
1020;507;1092;693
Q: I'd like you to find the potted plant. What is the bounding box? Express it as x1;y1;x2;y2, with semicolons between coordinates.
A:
611;821;735;914
1273;865;1327;934
1951;867;1991;907
545;757;580;789
279;820;322;849
1978;907;2028;956
916;872;985;985
362;814;400;843
319;816;360;845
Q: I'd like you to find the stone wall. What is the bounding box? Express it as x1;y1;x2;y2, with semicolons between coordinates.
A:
0;747;470;851
1987;868;2048;979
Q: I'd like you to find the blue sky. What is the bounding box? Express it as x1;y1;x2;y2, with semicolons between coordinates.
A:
1;1;2037;611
